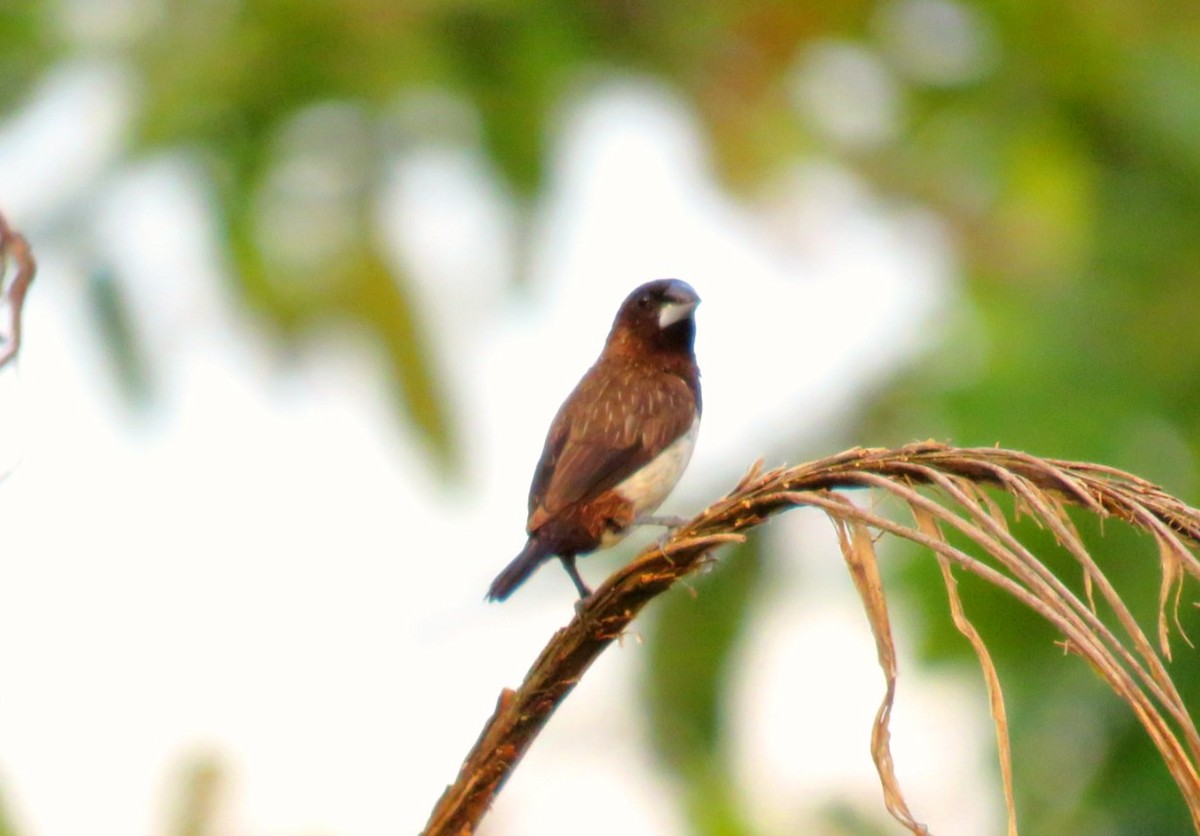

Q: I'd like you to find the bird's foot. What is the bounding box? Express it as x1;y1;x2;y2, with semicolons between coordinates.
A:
632;514;689;563
649;530;680;565
633;514;689;529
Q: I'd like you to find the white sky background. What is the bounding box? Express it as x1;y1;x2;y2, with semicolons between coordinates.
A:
0;51;1004;836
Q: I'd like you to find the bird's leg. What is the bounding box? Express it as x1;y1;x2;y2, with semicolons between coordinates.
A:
559;554;593;599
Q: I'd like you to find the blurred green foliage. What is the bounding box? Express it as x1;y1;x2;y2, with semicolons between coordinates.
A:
0;6;52;111
644;533;765;836
5;0;1200;832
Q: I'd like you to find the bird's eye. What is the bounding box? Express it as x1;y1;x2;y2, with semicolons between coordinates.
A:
638;296;652;308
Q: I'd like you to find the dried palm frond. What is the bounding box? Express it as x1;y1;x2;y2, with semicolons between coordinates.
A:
422;442;1200;835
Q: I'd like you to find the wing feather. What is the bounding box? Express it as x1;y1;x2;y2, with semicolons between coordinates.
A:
526;362;696;533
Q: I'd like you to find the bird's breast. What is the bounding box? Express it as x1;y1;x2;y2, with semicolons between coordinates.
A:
612;416;699;516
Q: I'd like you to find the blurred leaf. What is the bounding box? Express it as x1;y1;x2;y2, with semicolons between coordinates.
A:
87;267;153;409
338;248;458;473
0;5;55;111
164;753;222;836
227;193;458;472
438;7;566;196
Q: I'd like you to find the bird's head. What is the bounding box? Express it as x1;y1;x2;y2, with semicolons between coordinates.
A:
608;279;700;355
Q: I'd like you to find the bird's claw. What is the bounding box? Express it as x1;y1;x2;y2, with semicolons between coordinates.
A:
633;514;689;530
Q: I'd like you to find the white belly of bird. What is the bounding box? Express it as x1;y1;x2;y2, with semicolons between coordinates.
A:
601;417;699;546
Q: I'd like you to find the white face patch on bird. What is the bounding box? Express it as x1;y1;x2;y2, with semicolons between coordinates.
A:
655;281;700;329
658;296;698;329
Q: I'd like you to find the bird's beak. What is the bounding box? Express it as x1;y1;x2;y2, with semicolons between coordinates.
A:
658;282;700;329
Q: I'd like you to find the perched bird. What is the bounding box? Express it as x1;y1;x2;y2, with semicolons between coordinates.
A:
487;279;702;602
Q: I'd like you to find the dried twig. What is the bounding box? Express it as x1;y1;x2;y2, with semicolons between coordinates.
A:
422;442;1200;835
0;213;36;370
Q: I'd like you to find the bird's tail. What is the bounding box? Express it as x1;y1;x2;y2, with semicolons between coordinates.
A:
487;538;552;602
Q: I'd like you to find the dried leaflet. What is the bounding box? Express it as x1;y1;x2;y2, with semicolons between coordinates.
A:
1155;531;1191;660
912;504;1017;836
0;213;36;370
829;499;928;835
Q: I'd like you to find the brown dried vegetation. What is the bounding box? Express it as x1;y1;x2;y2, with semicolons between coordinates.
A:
424;443;1200;835
0;213;35;372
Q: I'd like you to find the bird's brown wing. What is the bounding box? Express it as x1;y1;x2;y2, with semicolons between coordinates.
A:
526;363;696;532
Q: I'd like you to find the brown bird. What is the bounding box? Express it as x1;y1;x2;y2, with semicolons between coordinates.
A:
487;279;701;601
